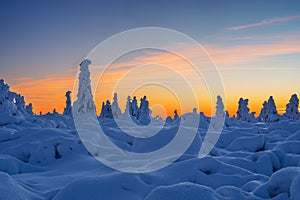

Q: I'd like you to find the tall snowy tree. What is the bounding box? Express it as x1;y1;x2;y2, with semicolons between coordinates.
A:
267;96;277;115
285;94;299;120
124;96;131;116
73;59;96;114
63;91;72;116
216;95;225;118
111;93;121;119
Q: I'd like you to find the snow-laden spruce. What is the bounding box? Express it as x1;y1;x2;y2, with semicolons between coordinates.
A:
236;98;256;122
63;91;72;116
111;93;121;119
100;100;113;119
285;94;299;120
137;96;151;125
0;79;34;125
73;59;96;115
258;96;280;122
131;96;139;118
216;95;225;118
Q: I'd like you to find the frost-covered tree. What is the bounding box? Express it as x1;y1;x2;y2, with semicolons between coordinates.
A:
237;98;250;121
137;96;151;125
285;94;299;120
258;96;278;122
73;59;96;114
124;96;131;116
216;95;225;118
0;79;33;124
63;91;72;116
259;101;268;122
111;93;121;119
100;100;113;119
131;96;138;117
267;96;277;115
236;98;255;122
13;94;25;113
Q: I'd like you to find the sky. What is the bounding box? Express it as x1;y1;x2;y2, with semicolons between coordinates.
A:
0;0;300;118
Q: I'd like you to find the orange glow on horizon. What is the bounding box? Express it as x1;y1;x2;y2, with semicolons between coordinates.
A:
7;40;300;118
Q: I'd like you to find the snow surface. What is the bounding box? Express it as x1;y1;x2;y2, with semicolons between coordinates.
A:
0;115;300;199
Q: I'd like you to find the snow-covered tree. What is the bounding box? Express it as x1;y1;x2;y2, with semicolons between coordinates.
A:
259;101;268;122
131;96;138;117
267;96;277;115
285;94;299;120
124;96;131;116
237;98;250;121
13;94;25;114
100;100;113;119
0;79;35;124
236;98;255;122
137;96;151;125
0;79;21;120
73;59;96;114
111;93;121;119
258;96;279;122
63;91;72;116
216;95;225;118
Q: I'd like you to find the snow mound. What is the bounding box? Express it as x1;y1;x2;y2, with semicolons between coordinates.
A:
145;182;220;200
254;167;300;199
0;172;42;200
54;173;149;200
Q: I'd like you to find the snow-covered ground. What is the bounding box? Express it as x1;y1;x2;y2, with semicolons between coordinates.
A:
1;114;300;200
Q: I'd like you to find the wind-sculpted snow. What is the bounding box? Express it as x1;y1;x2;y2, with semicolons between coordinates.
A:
0;117;300;199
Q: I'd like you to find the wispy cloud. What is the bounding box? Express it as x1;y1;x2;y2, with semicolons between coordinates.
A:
10;74;76;114
226;14;300;31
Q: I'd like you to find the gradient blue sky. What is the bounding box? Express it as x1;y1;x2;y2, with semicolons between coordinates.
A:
0;0;300;116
